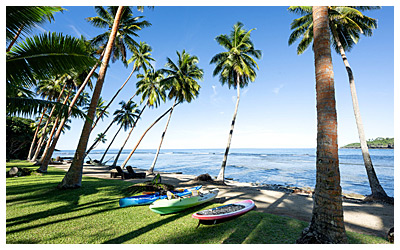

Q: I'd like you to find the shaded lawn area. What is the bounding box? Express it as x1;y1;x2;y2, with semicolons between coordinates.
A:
6;160;389;244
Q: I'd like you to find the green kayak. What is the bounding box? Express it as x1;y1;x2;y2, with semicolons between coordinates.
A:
149;189;219;215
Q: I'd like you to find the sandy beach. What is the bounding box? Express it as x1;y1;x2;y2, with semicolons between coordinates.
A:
52;163;394;239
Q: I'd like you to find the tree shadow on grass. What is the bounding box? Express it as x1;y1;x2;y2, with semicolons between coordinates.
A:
6;170;130;236
102;202;212;244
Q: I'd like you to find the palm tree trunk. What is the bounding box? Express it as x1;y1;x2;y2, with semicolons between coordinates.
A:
331;29;390;202
36;88;72;170
58;6;124;189
6;24;23;52
147;99;177;175
120;103;179;169
297;6;347;244
217;76;241;182
28;82;67;161
37;48;106;172
27;107;47;160
111;104;147;168
91;65;137;131
86;120;115;155
99;125;123;164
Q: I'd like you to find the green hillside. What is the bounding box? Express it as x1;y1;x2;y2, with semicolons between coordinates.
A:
342;137;394;149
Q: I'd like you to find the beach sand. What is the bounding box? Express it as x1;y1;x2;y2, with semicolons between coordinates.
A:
52;163;394;239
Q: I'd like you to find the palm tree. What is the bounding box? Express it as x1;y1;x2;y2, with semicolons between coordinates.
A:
288;6;391;202
6;32;97;117
90;41;155;131
112;69;166;168
210;22;261;182
58;6;125;189
86;6;151;67
146;51;203;175
98;101;140;164
296;6;347;244
6;6;63;52
27;78;66;160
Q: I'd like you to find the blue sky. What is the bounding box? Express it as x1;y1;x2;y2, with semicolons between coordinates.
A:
11;3;396;150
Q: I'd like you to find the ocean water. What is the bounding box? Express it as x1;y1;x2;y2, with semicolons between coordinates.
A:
53;148;394;197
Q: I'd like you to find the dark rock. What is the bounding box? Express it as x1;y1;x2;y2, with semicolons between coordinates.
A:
194;173;214;182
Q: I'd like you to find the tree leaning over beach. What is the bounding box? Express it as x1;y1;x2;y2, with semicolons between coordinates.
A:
296;6;347;244
57;6;125;189
86;42;155;154
84;7;152;129
146;50;203;175
210;22;261;182
288;6;392;203
98;101;140;164
111;69;166;168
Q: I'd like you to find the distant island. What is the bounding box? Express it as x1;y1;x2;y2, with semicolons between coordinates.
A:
342;137;394;149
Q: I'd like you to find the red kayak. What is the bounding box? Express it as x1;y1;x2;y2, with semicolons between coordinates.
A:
192;199;255;221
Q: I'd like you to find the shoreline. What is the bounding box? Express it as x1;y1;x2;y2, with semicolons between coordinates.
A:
51;162;394;238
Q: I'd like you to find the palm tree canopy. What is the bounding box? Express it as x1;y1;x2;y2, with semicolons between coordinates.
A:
161;50;203;103
210;22;262;89
288;6;380;55
113;100;141;131
127;41;155;73
7;32;97;93
136;69;166;108
86;6;151;66
6;6;64;41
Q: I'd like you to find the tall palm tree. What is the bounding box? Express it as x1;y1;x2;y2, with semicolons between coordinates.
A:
90;41;155;131
98;101;140;164
86;6;151;67
112;69;166;168
296;6;347;244
27;78;66;160
58;6;125;189
288;6;391;202
146;51;203;175
210;22;261;182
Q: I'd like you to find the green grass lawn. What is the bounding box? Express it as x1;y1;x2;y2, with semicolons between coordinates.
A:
6;160;389;244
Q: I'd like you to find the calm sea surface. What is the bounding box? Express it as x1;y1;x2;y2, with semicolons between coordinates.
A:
53;148;394;197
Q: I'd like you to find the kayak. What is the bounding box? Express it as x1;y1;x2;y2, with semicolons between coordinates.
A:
119;185;202;208
149;189;219;215
192;199;255;221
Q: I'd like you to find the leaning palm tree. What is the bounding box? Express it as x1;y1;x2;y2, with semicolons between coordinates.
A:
296;6;347;244
98;101;140;164
27;78;65;160
111;69;166;168
86;6;151;67
210;22;261;182
58;6;125;189
288;6;391;203
146;51;203;175
90;41;155;131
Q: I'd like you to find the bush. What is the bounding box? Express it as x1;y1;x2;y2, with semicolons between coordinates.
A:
6;116;35;160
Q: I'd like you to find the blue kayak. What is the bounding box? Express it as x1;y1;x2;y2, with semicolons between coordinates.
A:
119;185;202;208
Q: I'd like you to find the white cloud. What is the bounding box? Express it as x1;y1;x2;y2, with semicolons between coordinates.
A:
273;84;284;95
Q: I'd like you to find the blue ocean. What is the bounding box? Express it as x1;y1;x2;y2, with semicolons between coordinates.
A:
53;148;394;197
